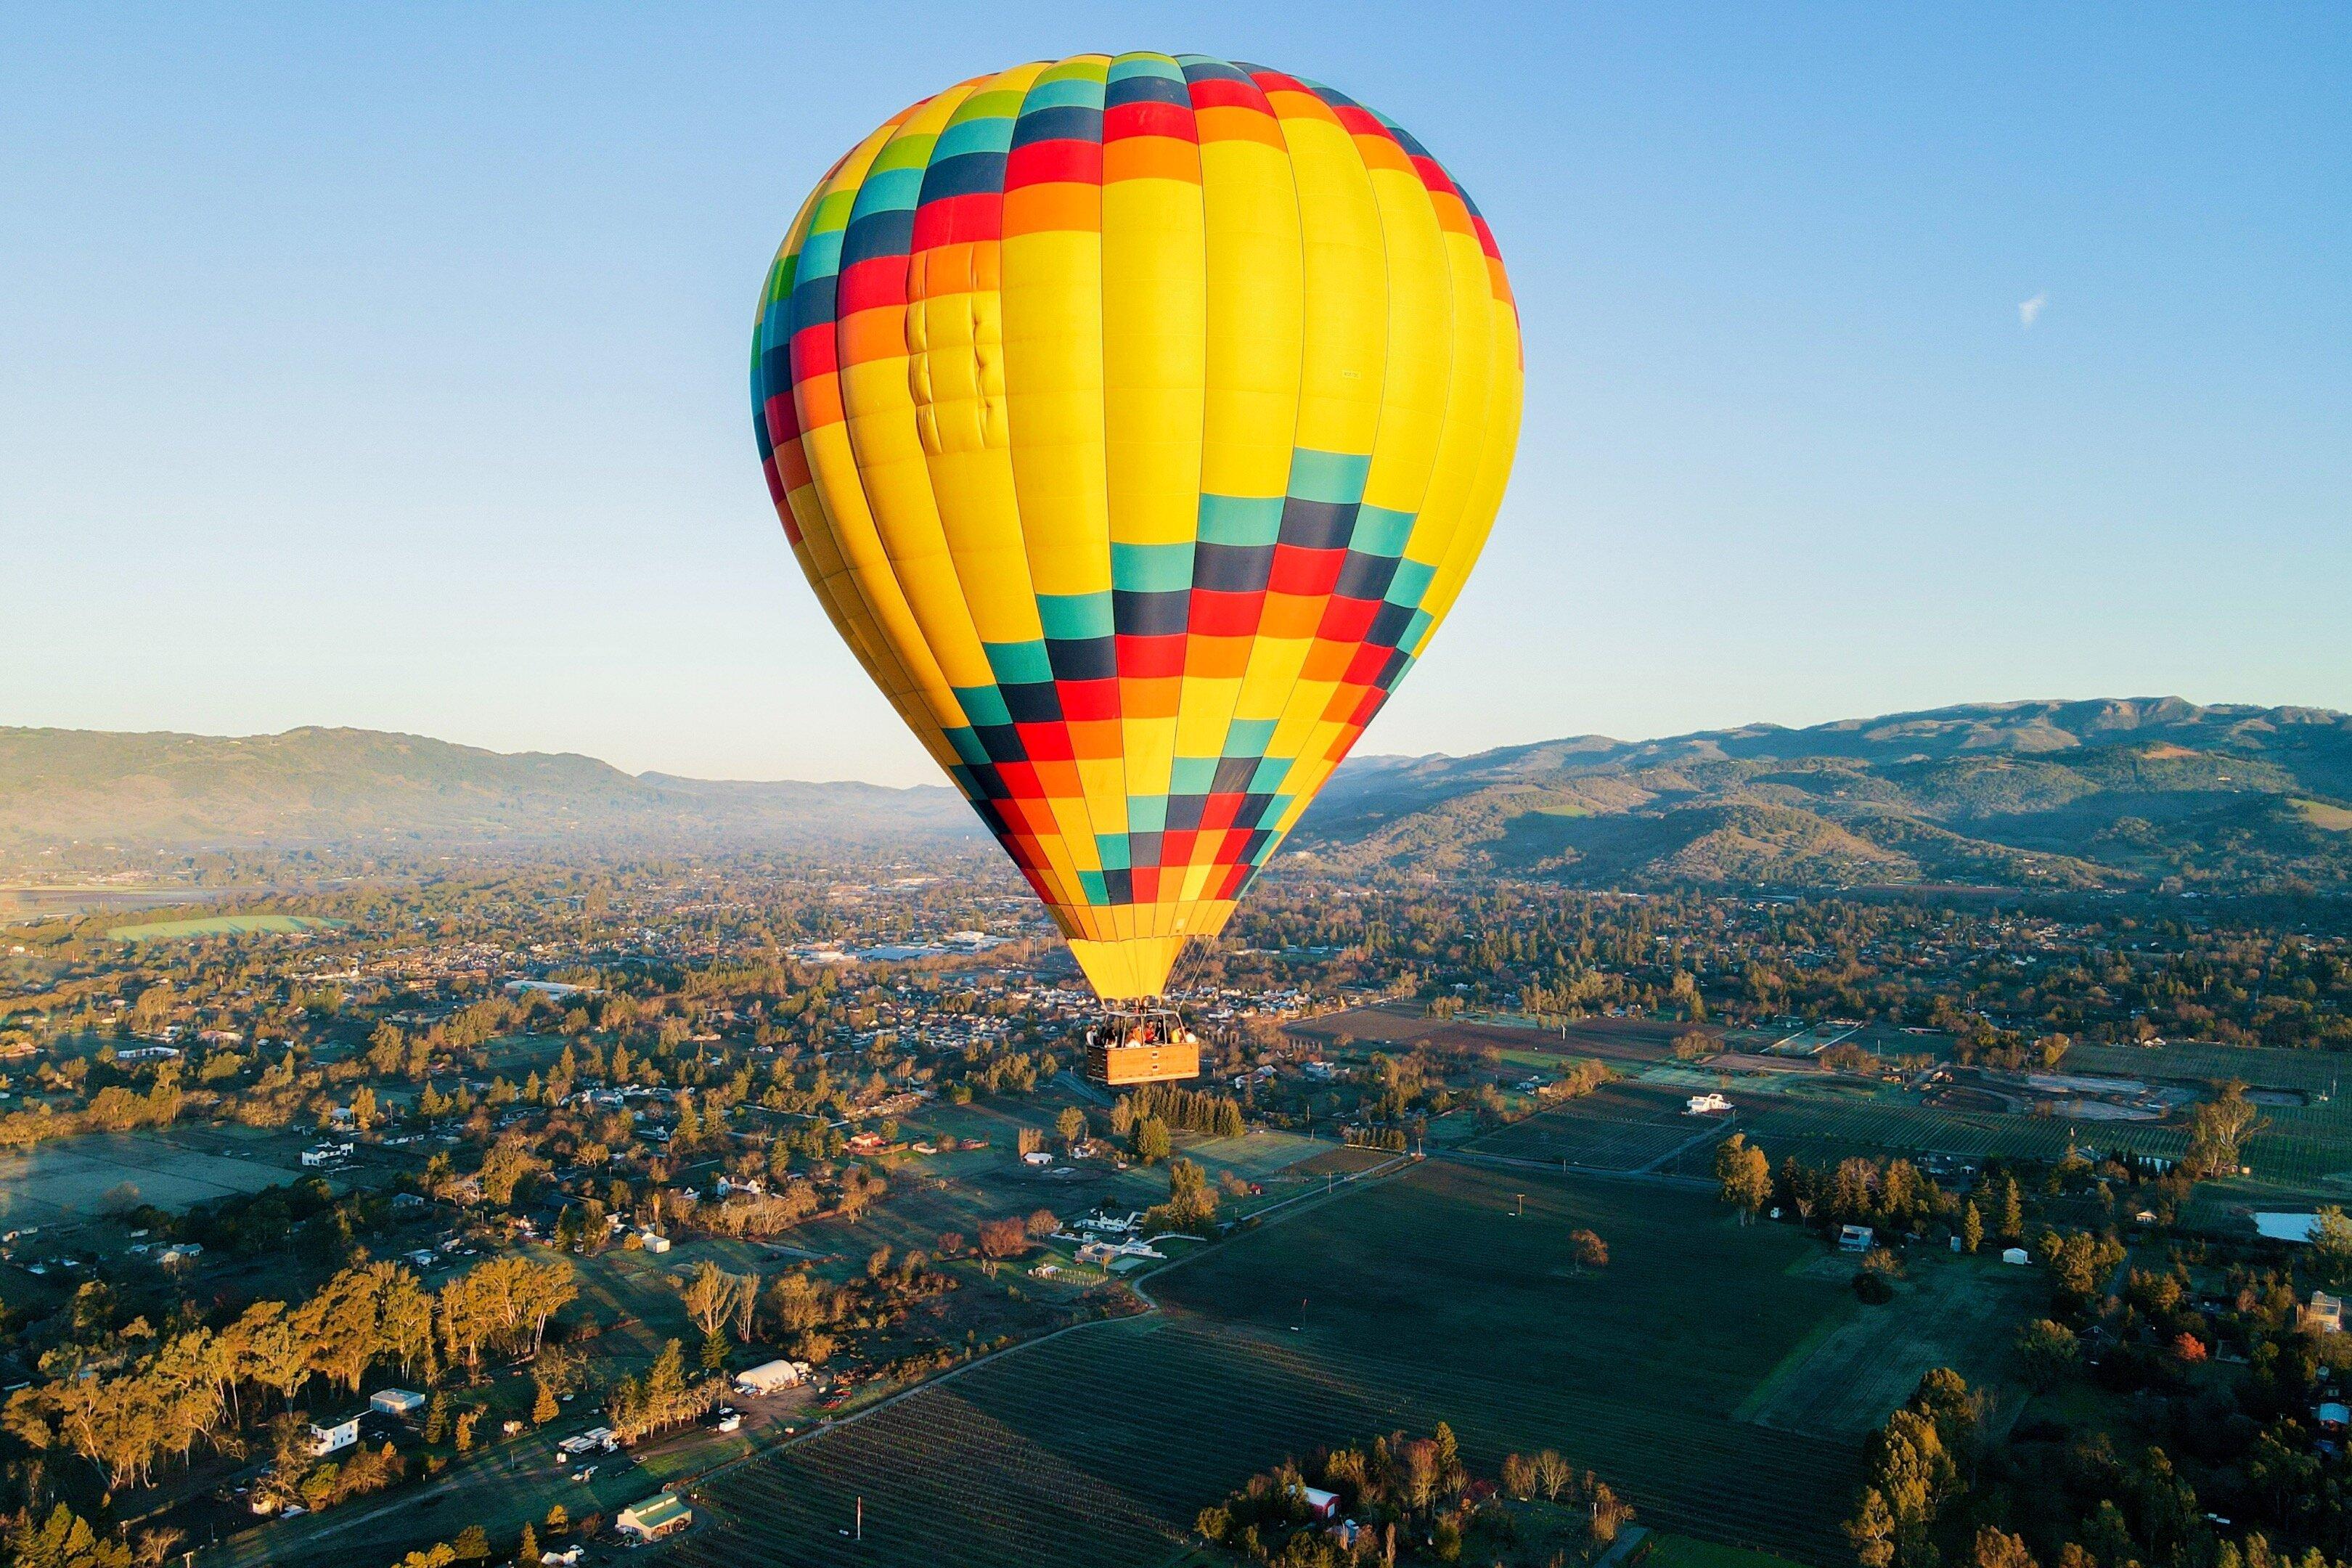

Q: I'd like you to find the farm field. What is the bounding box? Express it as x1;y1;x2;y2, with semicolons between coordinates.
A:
1736;1253;2043;1437
674;1163;1869;1568
1290;1004;1688;1069
1465;1080;1728;1174
106;913;344;940
2063;1038;2343;1092
0;1127;306;1224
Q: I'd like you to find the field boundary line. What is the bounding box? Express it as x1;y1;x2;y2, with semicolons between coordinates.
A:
1638;1116;1740;1175
676;1149;1421;1503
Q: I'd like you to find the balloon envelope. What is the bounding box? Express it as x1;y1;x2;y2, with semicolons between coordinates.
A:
753;53;1521;1000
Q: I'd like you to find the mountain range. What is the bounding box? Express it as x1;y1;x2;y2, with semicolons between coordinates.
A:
1294;698;2352;894
0;726;974;866
4;699;2348;894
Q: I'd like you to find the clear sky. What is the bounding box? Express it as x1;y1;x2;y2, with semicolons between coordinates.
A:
4;4;2345;785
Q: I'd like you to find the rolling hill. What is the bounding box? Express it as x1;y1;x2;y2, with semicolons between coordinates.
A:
0;726;975;865
6;699;2348;894
1292;698;2352;894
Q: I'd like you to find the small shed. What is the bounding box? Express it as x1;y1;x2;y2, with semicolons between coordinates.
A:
1299;1485;1340;1522
2001;1246;2030;1265
618;1493;694;1540
370;1388;425;1416
640;1232;672;1254
1839;1224;1874;1254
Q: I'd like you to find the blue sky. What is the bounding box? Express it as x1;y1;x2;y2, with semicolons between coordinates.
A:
3;4;2345;785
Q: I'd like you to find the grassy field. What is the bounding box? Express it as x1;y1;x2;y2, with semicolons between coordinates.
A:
1736;1251;2042;1437
674;1163;1871;1568
0;1127;306;1224
107;913;344;940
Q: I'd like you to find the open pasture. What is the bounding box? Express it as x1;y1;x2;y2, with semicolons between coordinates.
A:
0;1129;305;1225
107;913;343;941
677;1163;1864;1568
1738;1254;2043;1437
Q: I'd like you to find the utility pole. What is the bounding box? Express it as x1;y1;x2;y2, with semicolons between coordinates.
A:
1514;1192;1524;1217
856;1495;863;1542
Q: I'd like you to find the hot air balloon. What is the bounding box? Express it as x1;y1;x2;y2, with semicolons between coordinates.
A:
751;52;1521;1084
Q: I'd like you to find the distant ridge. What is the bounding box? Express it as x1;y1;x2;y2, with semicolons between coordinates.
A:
5;699;2348;893
0;725;973;864
1294;698;2352;894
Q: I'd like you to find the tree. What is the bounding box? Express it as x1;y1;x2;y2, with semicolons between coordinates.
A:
1055;1106;1087;1147
679;1261;754;1344
1133;1116;1171;1165
1847;1488;1897;1568
1588;1479;1634;1547
1568;1229;1609;1274
531;1377;560;1426
1151;1159;1217;1232
7;1503;132;1568
2014;1319;2080;1391
1534;1447;1570;1502
1961;1201;1984;1255
1973;1528;2040;1568
2312;1205;2352;1288
1998;1175;2024;1241
515;1523;538;1567
1399;1437;1440;1516
1714;1133;1772;1222
977;1217;1029;1259
1500;1452;1535;1500
2186;1082;2265;1179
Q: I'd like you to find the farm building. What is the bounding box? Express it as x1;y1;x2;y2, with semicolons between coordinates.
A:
2306;1292;2345;1335
618;1494;694;1540
371;1388;425;1416
1838;1225;1874;1253
309;1414;362;1455
2002;1246;2031;1265
1686;1092;1733;1116
735;1359;808;1395
640;1232;672;1254
1298;1485;1340;1522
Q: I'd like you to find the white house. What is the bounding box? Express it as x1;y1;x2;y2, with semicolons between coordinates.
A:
640;1232;671;1254
1686;1092;1733;1116
1839;1224;1874;1254
2001;1246;2031;1265
309;1414;362;1456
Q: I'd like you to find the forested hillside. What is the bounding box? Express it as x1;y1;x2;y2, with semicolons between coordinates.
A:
1294;698;2352;894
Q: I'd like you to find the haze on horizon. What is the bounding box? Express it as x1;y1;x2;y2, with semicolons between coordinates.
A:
3;3;2345;788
